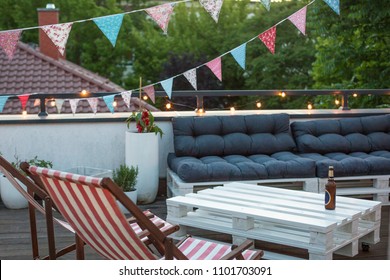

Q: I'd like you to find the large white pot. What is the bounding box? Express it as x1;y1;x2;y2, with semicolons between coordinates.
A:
0;175;28;209
117;190;137;214
125;131;159;204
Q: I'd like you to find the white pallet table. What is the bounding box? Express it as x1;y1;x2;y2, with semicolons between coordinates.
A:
167;182;381;260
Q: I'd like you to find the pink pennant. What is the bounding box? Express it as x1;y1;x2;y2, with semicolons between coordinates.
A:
288;6;307;35
41;23;73;56
0;30;22;60
145;3;175;34
18;94;30;110
258;26;276;54
121;91;132;108
206;57;222;81
199;0;224;23
143;85;155;104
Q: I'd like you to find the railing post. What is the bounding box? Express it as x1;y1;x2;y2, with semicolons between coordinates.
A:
196;95;204;110
341;93;350;110
38;96;48;117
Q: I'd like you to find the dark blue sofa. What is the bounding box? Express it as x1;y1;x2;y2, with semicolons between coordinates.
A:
167;113;390;202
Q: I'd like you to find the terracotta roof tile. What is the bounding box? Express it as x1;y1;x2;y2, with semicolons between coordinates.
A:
0;42;157;114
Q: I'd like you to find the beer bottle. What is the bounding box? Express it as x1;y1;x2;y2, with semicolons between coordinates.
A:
325;166;336;210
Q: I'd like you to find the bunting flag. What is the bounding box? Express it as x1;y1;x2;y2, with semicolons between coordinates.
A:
18;94;30;110
87;97;99;114
93;14;124;47
183;69;197;90
103;95;115;113
161;78;174;99
145;3;175;34
230;43;247;70
69;99;79;115
33;98;40;107
199;0;224;23
288;6;307;36
41;23;73;56
121;90;132;108
323;0;340;15
55;99;65;113
0;30;22;60
0;95;9;112
258;26;276;54
261;0;271;11
143;85;156;104
206;57;222;81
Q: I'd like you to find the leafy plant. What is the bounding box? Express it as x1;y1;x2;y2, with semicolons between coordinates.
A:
126;109;163;138
12;155;53;170
112;164;138;192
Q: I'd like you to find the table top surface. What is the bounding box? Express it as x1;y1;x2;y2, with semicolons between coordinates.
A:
167;182;381;232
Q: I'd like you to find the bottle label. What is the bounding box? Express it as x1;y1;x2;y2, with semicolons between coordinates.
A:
325;190;331;205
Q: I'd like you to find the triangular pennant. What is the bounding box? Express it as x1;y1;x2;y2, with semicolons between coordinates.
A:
288;6;307;36
161;78;174;99
0;95;9;112
121;90;132;108
41;23;72;55
230;43;247;70
93;14;124;47
87;97;99;114
143;85;155;104
55;99;65;113
261;0;271;11
69;99;79;115
323;0;340;15
258;26;277;54
199;0;224;23
18;94;30;110
33;98;40;107
145;3;175;34
183;69;197;91
103;95;115;113
206;57;222;81
0;30;22;60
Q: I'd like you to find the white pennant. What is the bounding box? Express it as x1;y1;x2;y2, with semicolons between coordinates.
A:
87;98;99;114
183;69;197;90
41;23;73;56
55;99;65;113
199;0;224;23
69;99;79;115
121;90;132;108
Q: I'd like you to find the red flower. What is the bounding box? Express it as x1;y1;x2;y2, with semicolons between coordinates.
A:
126;109;163;138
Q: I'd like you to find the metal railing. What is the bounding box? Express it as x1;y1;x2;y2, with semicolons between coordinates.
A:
4;89;390;116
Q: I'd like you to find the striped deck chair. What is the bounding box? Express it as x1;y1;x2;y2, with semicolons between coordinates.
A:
0;155;83;260
25;165;264;260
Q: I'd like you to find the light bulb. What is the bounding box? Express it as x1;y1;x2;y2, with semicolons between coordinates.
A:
335;99;340;105
22;110;27;116
353;93;358;97
80;89;88;96
230;107;235;112
166;103;172;110
113;101;117;107
143;95;148;101
307;103;313;110
280;92;286;98
50;100;56;107
256;102;262;108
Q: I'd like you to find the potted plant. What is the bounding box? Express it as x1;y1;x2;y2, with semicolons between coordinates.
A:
0;155;53;209
125;109;162;204
112;164;138;213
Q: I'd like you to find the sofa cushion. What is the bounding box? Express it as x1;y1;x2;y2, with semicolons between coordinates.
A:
298;152;390;178
291;114;390;154
167;152;315;183
172;114;296;157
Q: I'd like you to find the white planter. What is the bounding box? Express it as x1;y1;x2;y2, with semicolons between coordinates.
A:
117;190;137;214
0;175;28;209
125;131;159;204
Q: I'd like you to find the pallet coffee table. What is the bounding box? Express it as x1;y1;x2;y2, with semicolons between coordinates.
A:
166;182;382;260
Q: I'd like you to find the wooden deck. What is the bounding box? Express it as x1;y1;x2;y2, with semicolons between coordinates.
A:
0;195;389;260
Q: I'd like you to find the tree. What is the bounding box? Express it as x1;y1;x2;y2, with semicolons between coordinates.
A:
311;0;390;108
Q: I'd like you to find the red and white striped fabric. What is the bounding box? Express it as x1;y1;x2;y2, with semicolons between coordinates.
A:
176;237;259;260
28;166;157;260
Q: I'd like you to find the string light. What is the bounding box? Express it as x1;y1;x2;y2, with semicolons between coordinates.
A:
80;89;89;96
195;108;205;115
22;110;27;116
280;91;286;98
113;100;117;107
256;102;262;109
353;93;358;97
307;103;313;110
50;99;56;107
143;95;148;101
230;107;235;112
335;99;340;106
166;103;172;110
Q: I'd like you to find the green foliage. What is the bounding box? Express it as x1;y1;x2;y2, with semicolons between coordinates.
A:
112;164;138;192
11;155;53;171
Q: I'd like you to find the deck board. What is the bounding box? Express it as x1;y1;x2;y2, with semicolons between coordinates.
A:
0;196;388;260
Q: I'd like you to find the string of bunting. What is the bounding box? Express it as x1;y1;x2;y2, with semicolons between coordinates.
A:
0;0;340;114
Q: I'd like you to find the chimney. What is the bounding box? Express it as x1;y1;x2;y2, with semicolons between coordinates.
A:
37;3;65;60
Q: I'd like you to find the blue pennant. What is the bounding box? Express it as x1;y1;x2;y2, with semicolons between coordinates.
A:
261;0;271;11
161;78;173;99
323;0;340;15
93;14;124;47
103;95;115;113
230;43;247;70
0;95;9;112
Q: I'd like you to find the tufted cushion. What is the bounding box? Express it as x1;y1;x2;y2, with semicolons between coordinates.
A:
172;114;297;157
291;114;390;154
167;152;315;183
